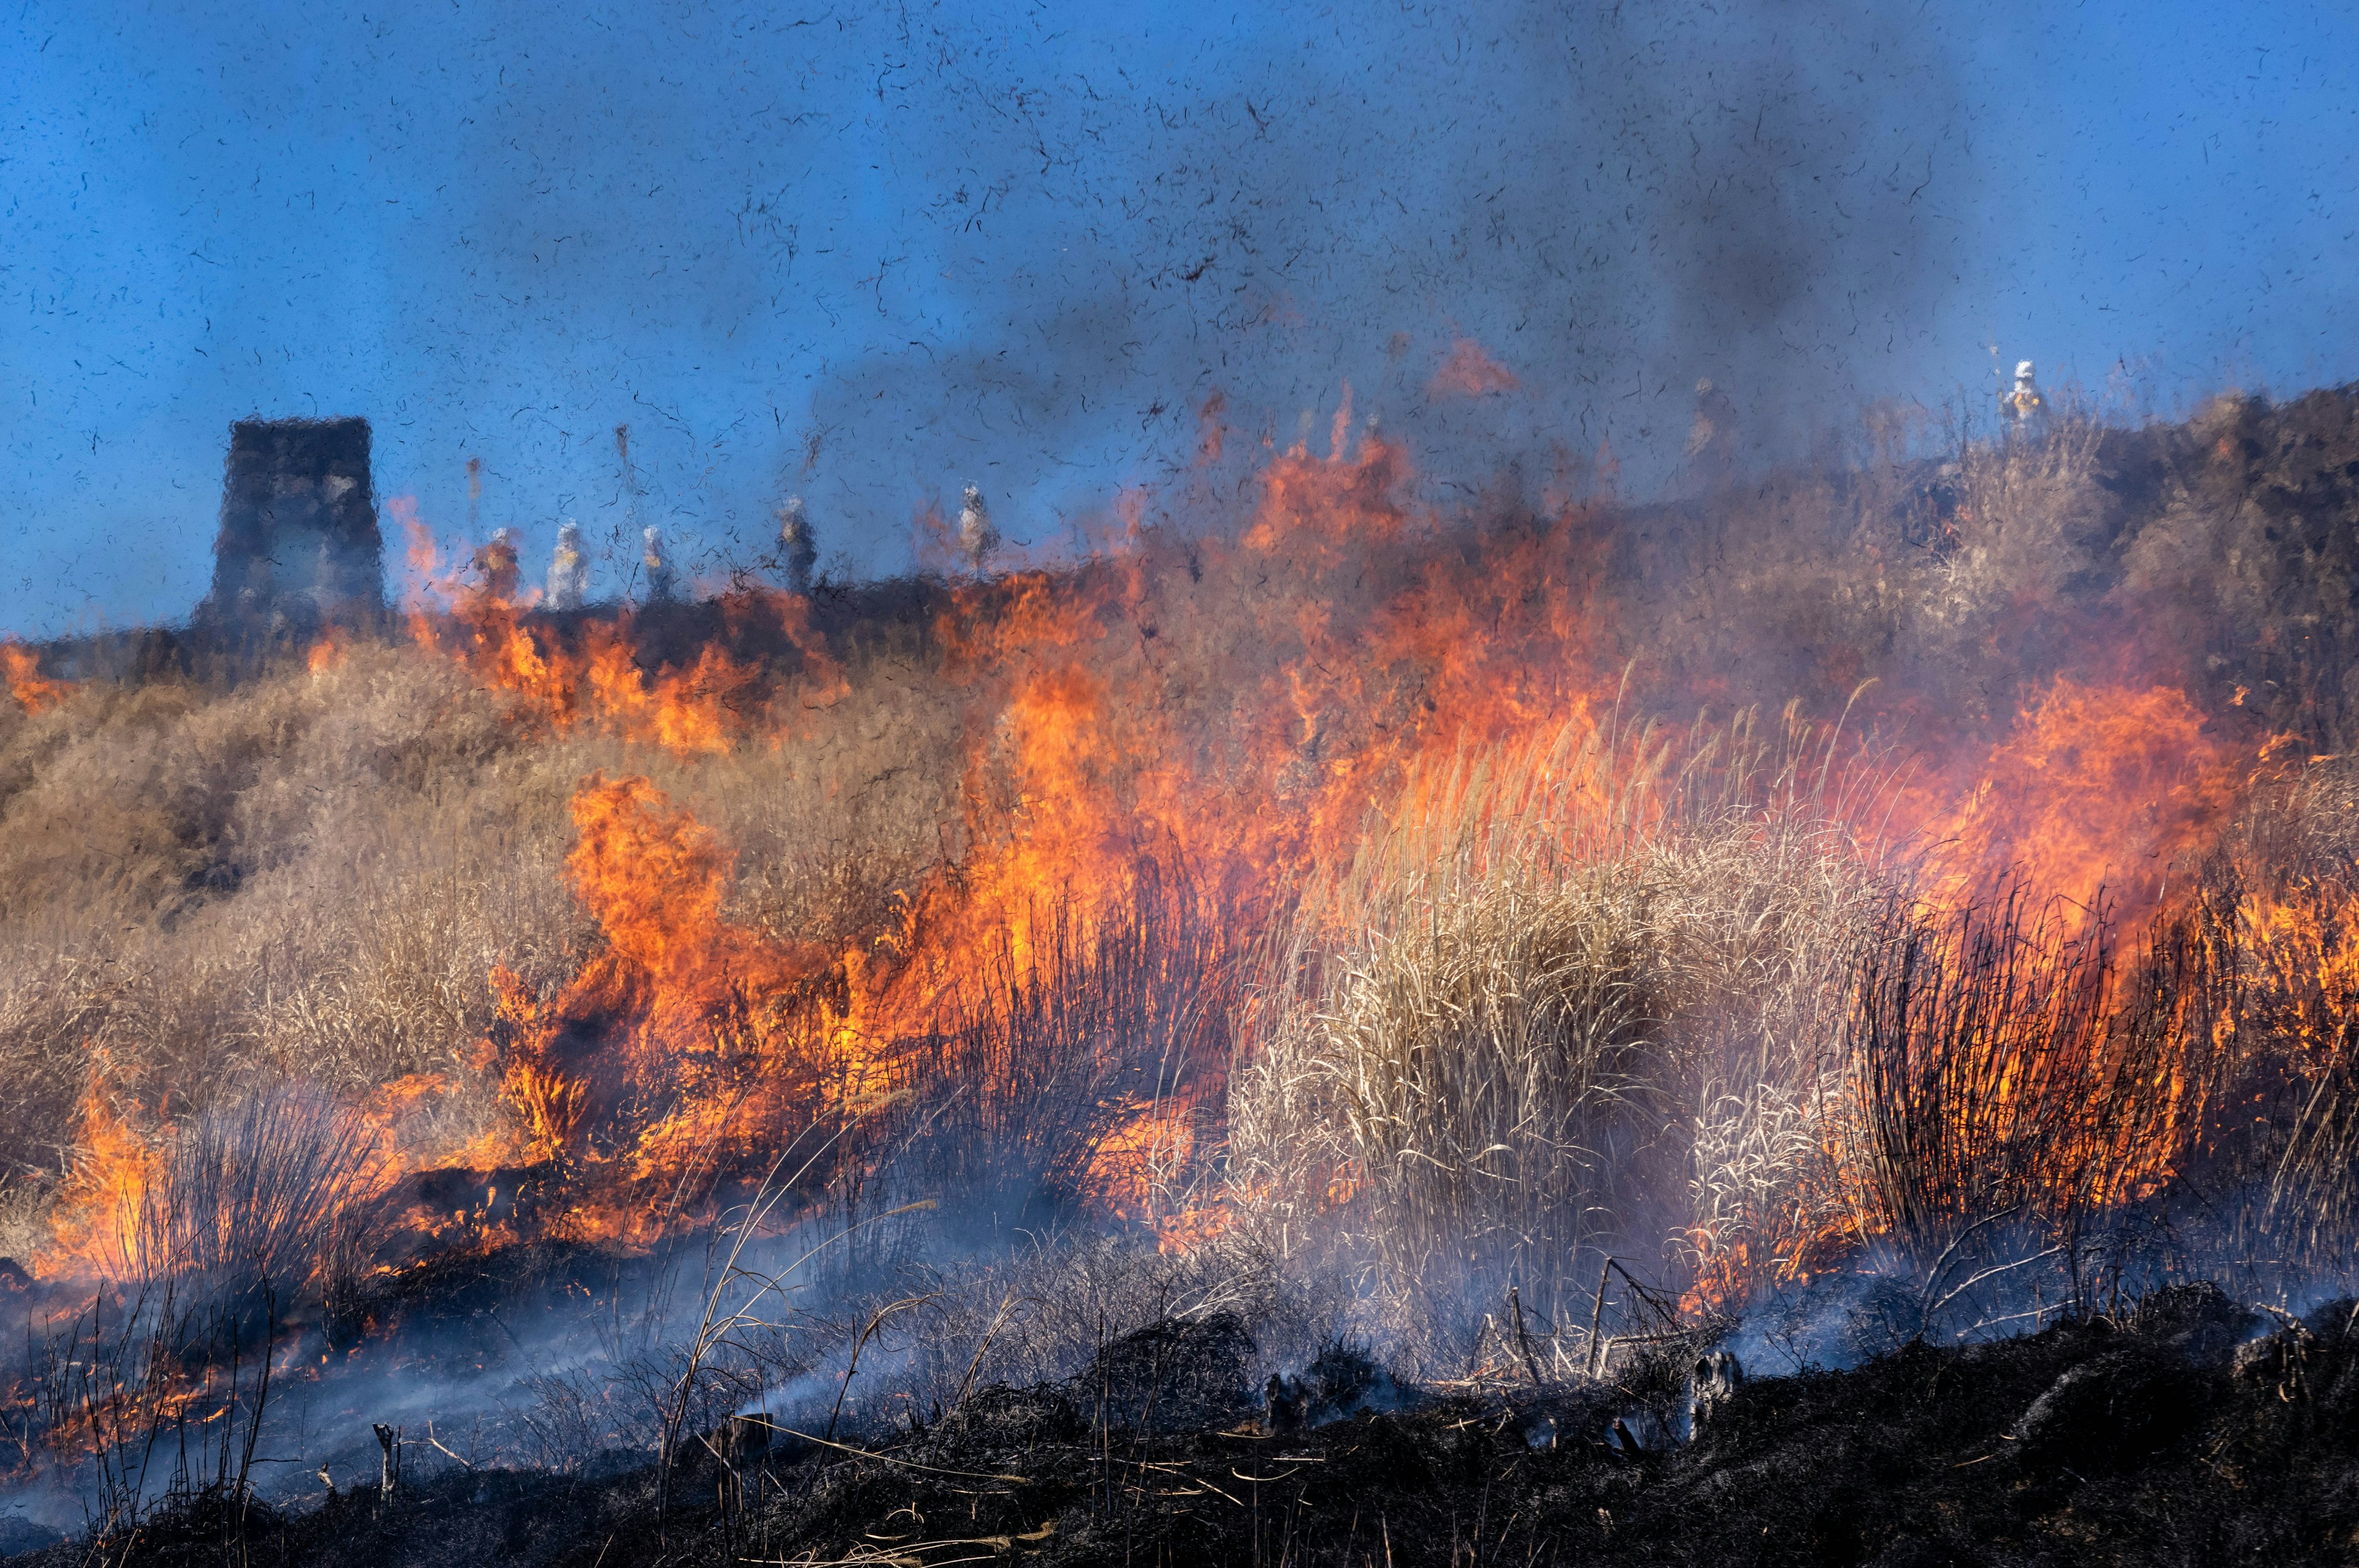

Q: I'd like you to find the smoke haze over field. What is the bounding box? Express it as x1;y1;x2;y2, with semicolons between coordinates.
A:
4;0;2357;634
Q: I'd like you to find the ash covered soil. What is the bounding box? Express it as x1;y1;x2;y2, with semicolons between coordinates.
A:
12;1284;2357;1568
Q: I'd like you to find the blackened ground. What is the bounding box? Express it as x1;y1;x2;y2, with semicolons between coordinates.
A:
13;1284;2359;1567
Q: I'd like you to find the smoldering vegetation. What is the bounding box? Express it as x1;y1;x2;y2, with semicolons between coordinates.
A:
54;1284;2358;1568
11;391;2359;1561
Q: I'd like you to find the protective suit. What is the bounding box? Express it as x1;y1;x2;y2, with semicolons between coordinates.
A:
957;484;1000;571
547;520;589;610
641;526;678;603
472;527;522;603
778;497;818;594
2002;360;2046;425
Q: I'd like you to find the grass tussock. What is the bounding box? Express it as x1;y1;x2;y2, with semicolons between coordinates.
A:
123;1084;382;1302
1226;707;1894;1358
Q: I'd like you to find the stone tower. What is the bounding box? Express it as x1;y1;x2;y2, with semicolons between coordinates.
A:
202;418;384;632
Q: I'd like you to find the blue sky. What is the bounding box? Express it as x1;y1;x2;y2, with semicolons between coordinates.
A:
4;0;2355;636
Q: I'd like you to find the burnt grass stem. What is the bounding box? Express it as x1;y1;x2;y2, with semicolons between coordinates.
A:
9;1284;2359;1566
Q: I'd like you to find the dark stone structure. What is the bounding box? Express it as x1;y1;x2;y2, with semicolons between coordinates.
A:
200;418;383;633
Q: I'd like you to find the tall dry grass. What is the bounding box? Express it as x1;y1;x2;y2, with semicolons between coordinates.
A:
2194;755;2359;1271
7;389;2358;1345
0;631;969;1262
1224;705;1896;1354
864;863;1232;1236
123;1085;381;1303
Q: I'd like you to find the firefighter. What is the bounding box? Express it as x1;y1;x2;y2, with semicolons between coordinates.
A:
641;525;678;602
546;520;589;610
472;526;521;602
1686;377;1737;488
777;496;818;594
957;484;999;572
2001;359;2045;425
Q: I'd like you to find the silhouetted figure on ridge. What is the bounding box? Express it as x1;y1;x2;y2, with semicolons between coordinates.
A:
547;520;589;610
641;525;678;602
778;496;818;593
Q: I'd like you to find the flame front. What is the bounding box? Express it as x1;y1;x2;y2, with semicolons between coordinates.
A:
21;413;2337;1311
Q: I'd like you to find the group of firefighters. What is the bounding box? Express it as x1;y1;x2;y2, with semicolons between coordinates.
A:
460;359;2048;603
463;476;1012;608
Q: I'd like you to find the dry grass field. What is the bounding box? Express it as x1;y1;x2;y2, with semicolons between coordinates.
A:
9;393;2359;1556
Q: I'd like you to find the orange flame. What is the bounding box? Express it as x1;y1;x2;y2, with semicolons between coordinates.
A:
391;500;841;759
2;642;74;714
1927;677;2240;920
38;1067;153;1278
345;429;2295;1277
1428;337;1520;399
456;775;843;1240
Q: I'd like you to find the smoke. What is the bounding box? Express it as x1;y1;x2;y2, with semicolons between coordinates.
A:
1;0;1995;633
792;0;1980;528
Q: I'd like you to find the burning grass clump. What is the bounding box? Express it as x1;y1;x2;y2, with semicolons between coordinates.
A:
0;625;966;1265
864;862;1232;1239
1839;889;2142;1255
1221;703;2359;1357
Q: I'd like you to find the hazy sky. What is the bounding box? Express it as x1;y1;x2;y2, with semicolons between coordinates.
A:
4;1;2355;636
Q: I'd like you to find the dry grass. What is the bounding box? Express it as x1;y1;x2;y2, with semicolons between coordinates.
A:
0;631;968;1260
862;864;1232;1237
1225;707;1895;1358
2194;756;2359;1271
1833;887;2186;1258
8;389;2359;1354
124;1084;381;1302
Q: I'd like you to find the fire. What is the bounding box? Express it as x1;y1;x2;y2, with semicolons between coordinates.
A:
2244;880;2359;1055
39;1068;152;1277
68;418;2298;1296
1087;1099;1199;1234
391;503;843;759
386;435;2282;1265
352;436;1625;1247
488;969;589;1166
926;439;1605;926
463;774;847;1238
2;642;73;714
1927;677;2241;919
1428;337;1520;399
